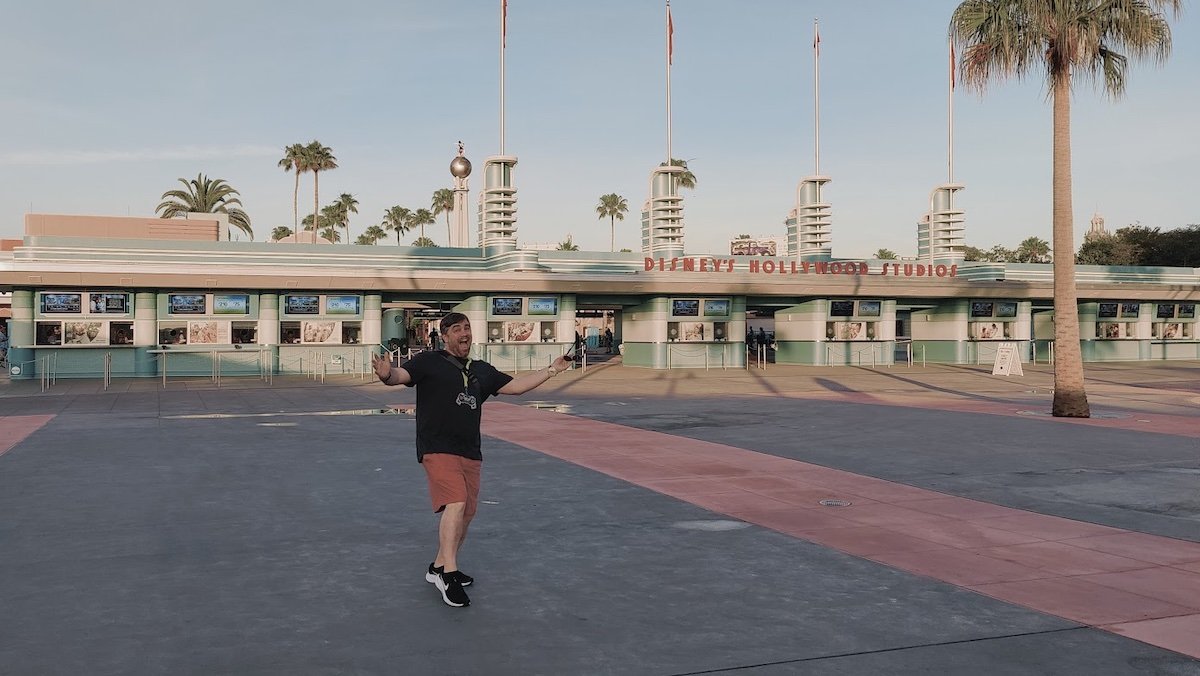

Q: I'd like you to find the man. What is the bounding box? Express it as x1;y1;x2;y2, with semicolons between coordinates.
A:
371;312;570;608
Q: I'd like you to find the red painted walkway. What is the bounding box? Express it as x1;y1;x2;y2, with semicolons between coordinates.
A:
483;402;1200;659
0;415;54;458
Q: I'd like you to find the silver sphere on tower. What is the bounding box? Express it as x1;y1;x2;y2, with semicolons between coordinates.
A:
450;141;472;178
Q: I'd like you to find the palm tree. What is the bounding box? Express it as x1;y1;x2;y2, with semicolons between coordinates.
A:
1015;236;1052;263
596;193;629;252
411;208;435;242
659;158;697;189
951;0;1180;418
556;235;580;251
382;206;412;245
278;143;306;232
431;188;455;245
412;236;437;247
357;225;387;245
270;226;293;241
875;248;898;260
302;141;337;243
318;225;342;243
334;193;358;245
156;173;253;239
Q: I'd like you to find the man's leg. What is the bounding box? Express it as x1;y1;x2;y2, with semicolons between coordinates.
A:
435;460;479;571
435;501;466;572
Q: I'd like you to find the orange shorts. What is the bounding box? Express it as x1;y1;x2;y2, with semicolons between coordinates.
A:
421;453;482;518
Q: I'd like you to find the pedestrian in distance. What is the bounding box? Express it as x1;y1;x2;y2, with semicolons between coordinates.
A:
371;312;572;608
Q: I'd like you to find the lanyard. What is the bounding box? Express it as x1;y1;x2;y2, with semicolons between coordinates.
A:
460;359;472;389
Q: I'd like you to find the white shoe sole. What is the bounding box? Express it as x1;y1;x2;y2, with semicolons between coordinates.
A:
434;576;469;607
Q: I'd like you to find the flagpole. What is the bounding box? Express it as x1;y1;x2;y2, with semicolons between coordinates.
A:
500;0;507;155
813;19;820;175
947;35;954;183
666;0;673;166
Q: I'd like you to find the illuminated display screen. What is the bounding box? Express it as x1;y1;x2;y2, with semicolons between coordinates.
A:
703;299;730;317
213;294;250;315
325;295;360;315
491;297;523;315
857;301;881;317
41;293;82;314
970;302;994;318
168;294;207;315
286;295;320;315
671;299;700;317
830;301;855;317
90;293;128;314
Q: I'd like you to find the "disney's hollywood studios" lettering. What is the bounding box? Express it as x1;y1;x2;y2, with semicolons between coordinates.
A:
643;257;958;277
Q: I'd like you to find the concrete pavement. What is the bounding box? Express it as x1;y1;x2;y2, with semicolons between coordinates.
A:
1;359;1197;674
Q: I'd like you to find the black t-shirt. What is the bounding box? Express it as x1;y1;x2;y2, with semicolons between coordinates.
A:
403;350;513;462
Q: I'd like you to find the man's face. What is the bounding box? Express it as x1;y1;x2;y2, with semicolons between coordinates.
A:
443;319;472;358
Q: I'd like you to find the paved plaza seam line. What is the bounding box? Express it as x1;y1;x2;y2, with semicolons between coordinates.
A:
482;402;1200;661
664;627;1085;676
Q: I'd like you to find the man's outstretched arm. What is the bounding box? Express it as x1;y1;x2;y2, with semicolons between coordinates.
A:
372;352;414;386
498;354;572;395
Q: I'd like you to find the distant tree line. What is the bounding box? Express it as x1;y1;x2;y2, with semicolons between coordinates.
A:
1075;224;1200;267
964;225;1200;267
962;237;1052;263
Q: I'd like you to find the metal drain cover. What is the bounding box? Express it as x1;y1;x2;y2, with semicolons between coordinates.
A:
524;401;572;413
819;499;853;507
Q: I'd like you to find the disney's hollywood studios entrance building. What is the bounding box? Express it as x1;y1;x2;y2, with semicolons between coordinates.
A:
1;212;1197;381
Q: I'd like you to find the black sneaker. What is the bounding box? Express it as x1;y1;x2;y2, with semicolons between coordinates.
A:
435;571;470;607
427;563;473;587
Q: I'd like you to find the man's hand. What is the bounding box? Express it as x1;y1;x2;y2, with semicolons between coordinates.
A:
371;352;393;383
550;353;572;373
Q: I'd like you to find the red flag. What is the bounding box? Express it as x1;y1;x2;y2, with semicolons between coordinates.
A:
814;26;820;58
950;42;956;90
502;0;508;48
668;5;674;65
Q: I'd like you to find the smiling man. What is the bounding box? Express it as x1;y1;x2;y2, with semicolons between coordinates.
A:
371;312;571;608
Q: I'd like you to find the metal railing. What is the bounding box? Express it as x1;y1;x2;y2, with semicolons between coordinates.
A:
746;343;767;370
103;352;112;390
1032;340;1055;365
974;343;1001;366
667;343;728;370
825;342;881;368
9;354;58;392
903;341;926;368
153;347;272;388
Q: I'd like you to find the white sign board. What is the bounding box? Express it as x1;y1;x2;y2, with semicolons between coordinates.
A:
992;342;1024;376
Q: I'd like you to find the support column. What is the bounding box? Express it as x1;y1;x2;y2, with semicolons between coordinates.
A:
259;293;279;344
7;289;34;378
362;294;382;346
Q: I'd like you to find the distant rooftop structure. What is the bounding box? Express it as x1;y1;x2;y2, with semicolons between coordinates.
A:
729;235;786;256
1090;213;1108;236
24;213;229;241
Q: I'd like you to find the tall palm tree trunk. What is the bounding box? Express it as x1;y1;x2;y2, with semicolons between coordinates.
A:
446;213;451;246
610;216;615;252
313;172;320;244
1051;75;1089;418
292;172;299;232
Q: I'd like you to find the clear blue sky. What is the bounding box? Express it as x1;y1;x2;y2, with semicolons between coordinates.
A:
1;1;1196;258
